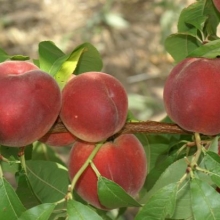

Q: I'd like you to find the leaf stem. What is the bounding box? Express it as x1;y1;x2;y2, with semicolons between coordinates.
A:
18;146;27;173
90;160;101;177
70;142;103;193
190;133;203;168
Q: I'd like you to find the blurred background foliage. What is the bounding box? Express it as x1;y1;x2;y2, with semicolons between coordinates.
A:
0;0;193;122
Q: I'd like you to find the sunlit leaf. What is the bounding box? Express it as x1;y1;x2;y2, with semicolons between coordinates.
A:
38;41;65;73
54;42;102;89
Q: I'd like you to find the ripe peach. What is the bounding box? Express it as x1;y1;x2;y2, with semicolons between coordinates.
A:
39;132;76;147
68;134;147;209
60;72;128;142
163;57;220;135
0;61;61;147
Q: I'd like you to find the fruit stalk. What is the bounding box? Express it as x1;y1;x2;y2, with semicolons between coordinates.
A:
69;142;103;193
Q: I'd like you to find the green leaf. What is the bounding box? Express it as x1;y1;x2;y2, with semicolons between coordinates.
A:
141;158;192;219
135;182;178;220
178;1;207;36
18;203;56;220
38;41;65;73
208;136;219;153
97;177;141;209
0;48;9;62
204;151;220;187
16;172;40;209
145;153;181;191
32;142;66;167
48;54;69;76
67;200;102;220
54;42;103;89
26;160;70;203
203;0;220;37
165;33;202;62
0;177;26;219
135;133;150;172
0;145;20;173
53;46;85;89
188;39;220;58
190;178;220;220
74;42;103;75
10;55;30;61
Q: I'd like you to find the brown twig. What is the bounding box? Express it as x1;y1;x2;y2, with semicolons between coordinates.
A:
49;119;192;135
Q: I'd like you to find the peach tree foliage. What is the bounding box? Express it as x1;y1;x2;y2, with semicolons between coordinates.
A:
1;0;220;219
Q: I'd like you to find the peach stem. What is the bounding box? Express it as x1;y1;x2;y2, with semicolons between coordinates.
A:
190;133;203;169
19;146;27;173
69;142;103;194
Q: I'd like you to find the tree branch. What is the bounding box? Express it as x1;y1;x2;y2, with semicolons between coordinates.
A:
49;119;192;135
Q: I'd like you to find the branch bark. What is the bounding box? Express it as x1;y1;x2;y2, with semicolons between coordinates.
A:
49;119;192;135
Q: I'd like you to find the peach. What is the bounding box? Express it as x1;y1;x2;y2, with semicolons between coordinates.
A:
39;132;76;147
60;72;128;142
0;61;61;147
68;134;147;209
213;0;220;12
163;57;220;135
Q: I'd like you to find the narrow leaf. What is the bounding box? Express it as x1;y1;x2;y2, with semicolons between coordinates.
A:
190;178;220;220
38;41;65;72
26;160;69;203
0;178;26;219
135;182;178;220
67;200;102;220
98;177;141;209
10;55;30;61
18;203;56;220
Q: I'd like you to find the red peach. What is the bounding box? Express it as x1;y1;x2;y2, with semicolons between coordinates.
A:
60;72;128;142
39;132;76;147
213;0;220;12
68;134;147;209
163;57;220;135
0;61;61;147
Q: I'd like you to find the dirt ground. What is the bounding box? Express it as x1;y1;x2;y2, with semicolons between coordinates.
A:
0;0;194;122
